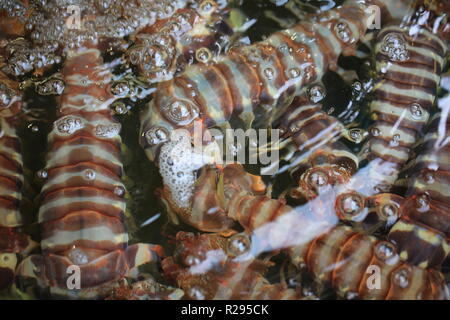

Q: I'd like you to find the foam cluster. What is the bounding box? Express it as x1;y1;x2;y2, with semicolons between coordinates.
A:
158;130;214;209
0;0;28;19
2;0;201;75
26;0;191;48
2;38;61;76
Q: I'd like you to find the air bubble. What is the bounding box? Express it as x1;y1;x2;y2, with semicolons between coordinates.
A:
167;22;181;34
335;22;352;43
416;194;430;211
381;33;409;62
31;31;41;41
0;83;14;108
68;248;89;265
144;126;170;146
95;0;112;11
114;186;126;197
195;47;212;63
348;128;365;143
375;241;396;261
352;81;362;92
288;68;301;78
199;0;215;14
371;127;381;137
127;40;172;79
338;193;364;216
55;116;84;135
278;44;289;52
162;100;199;125
227;233;251;257
425;172;435;184
390;134;400;147
83;169;96;181
393;267;410;288
409;103;424;120
111;82;130;97
36;78;65;95
308;170;328;188
36;169;48;179
381;204;397;218
0;93;11;108
95;123;121;138
112;102;128;115
164;4;175;16
308;85;326;103
28;123;39;133
263;68;275;80
127;48;142;65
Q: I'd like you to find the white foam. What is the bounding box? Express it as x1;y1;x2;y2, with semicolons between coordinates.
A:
158;130;214;209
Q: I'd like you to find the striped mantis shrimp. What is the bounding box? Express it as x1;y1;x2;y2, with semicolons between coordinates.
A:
360;19;448;194
0;2;37;292
387;72;450;268
0;63;36;291
17;43;163;299
286;225;449;299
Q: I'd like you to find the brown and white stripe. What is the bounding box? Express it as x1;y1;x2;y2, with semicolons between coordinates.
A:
271;90;360;199
287;225;449;300
276;93;345;158
0;67;35;290
18;45;161;299
388;77;450;268
360;25;447;193
0;118;23;230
